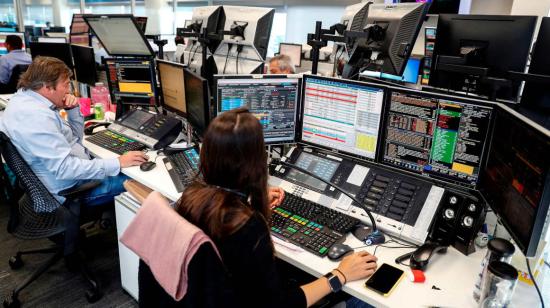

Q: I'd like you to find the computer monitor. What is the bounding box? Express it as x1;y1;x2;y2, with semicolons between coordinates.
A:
29;42;73;69
134;17;148;33
70;14;89;34
37;37;67;43
215;75;299;144
343;3;427;78
46;26;66;33
220;6;275;59
157;60;187;117
380;57;421;84
71;44;96;85
278;43;302;68
341;2;370;32
297;75;385;161
429;15;537;102
479;105;550;257
0;27;16;33
0;32;25;55
380;88;493;188
187;6;225;53
520;17;550;111
83;14;154;57
184;68;210;136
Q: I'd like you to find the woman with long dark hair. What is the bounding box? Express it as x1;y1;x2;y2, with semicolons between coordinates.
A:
176;108;378;307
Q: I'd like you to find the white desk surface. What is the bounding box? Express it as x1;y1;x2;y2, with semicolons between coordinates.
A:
84;140;487;308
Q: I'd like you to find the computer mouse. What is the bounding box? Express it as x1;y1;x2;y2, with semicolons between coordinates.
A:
327;243;354;261
352;224;372;242
140;161;156;172
410;242;448;271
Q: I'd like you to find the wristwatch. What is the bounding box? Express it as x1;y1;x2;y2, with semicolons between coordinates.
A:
324;272;343;292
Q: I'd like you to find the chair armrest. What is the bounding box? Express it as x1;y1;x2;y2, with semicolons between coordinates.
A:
58;180;101;198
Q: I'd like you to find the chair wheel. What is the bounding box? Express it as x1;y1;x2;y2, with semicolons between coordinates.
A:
8;255;23;270
85;288;102;303
3;293;21;308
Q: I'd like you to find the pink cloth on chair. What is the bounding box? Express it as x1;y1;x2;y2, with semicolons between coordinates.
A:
120;191;220;301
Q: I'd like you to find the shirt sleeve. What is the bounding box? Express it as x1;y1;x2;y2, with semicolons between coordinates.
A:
9;107;120;180
0;57;9;84
219;214;307;308
66;106;84;142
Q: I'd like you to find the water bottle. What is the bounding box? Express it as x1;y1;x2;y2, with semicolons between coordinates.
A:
473;238;515;302
90;82;112;119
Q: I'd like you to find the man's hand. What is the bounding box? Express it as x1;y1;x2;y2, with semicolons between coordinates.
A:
63;94;79;110
119;151;148;168
268;186;285;208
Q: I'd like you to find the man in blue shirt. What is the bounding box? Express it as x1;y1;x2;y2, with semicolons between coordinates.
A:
0;35;32;85
0;56;147;211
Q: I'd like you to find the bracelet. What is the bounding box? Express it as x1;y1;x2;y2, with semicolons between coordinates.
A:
333;268;347;284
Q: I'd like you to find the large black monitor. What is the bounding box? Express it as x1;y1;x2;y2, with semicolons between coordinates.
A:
521;17;550;111
157;60;187;118
83;14;154;57
29;42;74;69
429;14;537;102
380;88;493;188
480;105;550;257
215;75;300;144
344;3;426;78
184;68;210;136
297;75;385;161
71;44;96;85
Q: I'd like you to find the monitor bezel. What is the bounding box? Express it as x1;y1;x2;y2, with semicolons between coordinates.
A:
295;74;388;163
156;59;188;118
213;73;302;145
70;44;97;85
82;14;154;57
102;57;158;106
278;43;302;68
479;103;550;257
29;41;74;69
183;66;211;136
0;32;26;55
379;85;497;190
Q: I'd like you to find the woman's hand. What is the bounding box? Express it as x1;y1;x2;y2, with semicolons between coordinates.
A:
335;251;378;283
268;186;285;208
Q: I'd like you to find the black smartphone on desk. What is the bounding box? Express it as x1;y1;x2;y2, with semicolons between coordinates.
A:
365;263;404;297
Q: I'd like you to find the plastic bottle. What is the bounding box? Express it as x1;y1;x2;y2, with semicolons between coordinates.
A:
90;82;112;119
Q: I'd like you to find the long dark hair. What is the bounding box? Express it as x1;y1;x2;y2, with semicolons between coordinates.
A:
175;108;269;240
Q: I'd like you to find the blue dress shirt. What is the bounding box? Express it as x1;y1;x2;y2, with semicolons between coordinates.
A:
0;49;32;84
0;89;120;204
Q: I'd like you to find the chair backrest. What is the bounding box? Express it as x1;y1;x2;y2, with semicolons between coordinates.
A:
3;64;29;94
0;132;61;213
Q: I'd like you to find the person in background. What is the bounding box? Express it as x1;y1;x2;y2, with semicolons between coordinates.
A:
269;54;296;74
0;35;32;85
0;56;147;208
175;107;378;308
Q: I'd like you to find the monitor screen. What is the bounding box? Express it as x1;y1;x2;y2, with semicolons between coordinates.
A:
285;152;341;191
299;75;385;160
157;60;186;117
83;15;153;56
0;32;25;55
29;42;73;69
381;89;493;188
216;76;299;144
480;106;550;257
71;44;96;85
184;68;210;136
279;43;302;68
380;58;421;84
116;60;155;94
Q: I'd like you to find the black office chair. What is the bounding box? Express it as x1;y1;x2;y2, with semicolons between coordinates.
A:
0;64;29;94
0;132;103;308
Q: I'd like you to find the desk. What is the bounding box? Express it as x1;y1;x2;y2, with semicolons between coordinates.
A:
83;140;493;307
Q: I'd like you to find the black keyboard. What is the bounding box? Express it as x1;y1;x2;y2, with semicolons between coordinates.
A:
86;130;146;155
277;193;360;233
270;207;345;257
163;148;200;192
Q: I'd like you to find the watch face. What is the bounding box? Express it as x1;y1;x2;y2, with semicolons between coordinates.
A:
325;273;342;292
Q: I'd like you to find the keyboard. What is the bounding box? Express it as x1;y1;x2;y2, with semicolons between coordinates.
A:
163;148;200;192
269;194;359;257
86;130;146;155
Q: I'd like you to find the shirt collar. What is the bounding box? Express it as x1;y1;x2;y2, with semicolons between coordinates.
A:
20;89;58;110
9;49;26;54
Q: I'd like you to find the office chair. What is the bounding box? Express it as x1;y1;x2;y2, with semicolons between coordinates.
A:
0;64;30;94
0;132;103;308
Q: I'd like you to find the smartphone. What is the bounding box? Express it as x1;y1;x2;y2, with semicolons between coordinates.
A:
365;263;404;297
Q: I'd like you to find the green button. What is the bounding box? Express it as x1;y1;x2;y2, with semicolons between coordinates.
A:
319;247;328;254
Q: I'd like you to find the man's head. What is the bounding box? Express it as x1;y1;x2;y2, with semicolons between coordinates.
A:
18;56;73;108
269;54;295;74
5;35;24;52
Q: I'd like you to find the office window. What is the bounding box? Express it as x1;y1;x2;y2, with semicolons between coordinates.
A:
22;0;54;27
267;12;286;57
0;0;17;29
